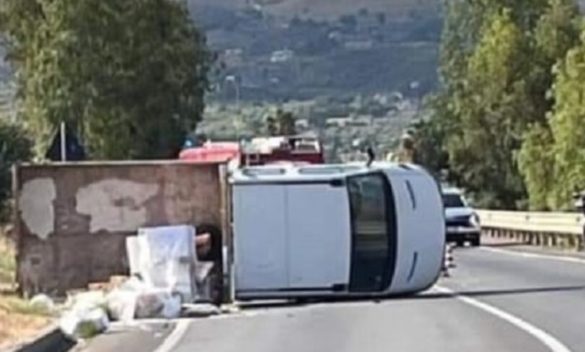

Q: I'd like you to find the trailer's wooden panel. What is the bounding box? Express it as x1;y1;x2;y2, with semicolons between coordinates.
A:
13;161;226;296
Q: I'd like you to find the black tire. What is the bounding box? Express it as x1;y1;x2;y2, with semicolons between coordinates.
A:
470;237;481;247
456;240;465;247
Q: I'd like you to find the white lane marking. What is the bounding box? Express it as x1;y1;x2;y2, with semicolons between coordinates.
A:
152;311;263;352
481;247;585;265
154;319;191;352
435;286;572;352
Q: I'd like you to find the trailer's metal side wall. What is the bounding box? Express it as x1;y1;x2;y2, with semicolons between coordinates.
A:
13;161;225;297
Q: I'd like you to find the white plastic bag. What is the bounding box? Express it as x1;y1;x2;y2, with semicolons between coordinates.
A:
65;291;106;312
60;307;109;340
161;293;182;319
126;237;142;276
60;291;109;339
134;290;182;319
30;294;55;312
106;289;138;322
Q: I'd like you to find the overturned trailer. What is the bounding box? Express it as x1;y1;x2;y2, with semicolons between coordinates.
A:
12;161;231;302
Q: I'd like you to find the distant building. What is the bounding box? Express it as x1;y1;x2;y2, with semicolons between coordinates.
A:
326;117;351;128
343;40;374;51
348;115;373;127
222;49;244;68
295;119;310;130
270;49;295;63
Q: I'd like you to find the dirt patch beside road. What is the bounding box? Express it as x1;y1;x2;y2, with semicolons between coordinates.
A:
0;228;53;349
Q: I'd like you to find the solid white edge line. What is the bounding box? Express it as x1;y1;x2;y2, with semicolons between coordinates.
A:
481;247;585;265
154;319;191;352
435;286;572;352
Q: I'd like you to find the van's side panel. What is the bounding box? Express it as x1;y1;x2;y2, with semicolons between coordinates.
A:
386;170;445;294
287;185;351;290
233;185;289;291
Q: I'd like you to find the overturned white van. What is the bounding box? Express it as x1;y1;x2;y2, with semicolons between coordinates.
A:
231;162;445;300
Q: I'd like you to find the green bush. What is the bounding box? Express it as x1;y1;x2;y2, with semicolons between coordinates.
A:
0;120;32;222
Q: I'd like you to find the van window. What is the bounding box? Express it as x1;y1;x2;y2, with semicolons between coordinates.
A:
347;173;396;292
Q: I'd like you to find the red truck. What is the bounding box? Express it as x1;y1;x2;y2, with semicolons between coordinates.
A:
179;135;324;166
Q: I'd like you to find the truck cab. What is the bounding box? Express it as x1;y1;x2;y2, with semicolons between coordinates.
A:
230;162;445;300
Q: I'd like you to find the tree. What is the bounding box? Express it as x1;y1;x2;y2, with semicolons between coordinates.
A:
0;0;212;160
429;0;579;209
0;120;32;221
517;122;555;210
517;0;580;210
445;10;529;208
411;112;449;178
265;109;296;136
546;35;585;209
265;116;278;136
276;109;296;136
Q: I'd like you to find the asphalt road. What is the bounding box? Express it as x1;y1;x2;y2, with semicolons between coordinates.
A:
82;246;585;352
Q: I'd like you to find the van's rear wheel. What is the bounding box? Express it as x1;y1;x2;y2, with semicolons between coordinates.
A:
456;240;465;247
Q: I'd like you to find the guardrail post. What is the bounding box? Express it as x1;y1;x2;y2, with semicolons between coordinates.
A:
550;233;556;247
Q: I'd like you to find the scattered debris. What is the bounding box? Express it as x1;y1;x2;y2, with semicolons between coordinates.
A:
134;290;182;320
59;291;109;339
59;225;222;341
129;225;197;302
181;303;220;318
194;261;215;302
30;294;55;312
220;304;242;315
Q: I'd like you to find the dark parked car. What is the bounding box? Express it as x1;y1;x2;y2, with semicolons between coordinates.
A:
443;188;481;247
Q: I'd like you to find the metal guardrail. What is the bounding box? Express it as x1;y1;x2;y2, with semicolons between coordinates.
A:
477;210;585;250
477;210;584;234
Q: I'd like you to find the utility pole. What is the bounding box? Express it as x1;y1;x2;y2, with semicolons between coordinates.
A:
60;122;67;162
225;75;242;138
225;75;240;108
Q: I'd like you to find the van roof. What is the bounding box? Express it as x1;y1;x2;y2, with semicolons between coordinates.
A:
230;162;425;183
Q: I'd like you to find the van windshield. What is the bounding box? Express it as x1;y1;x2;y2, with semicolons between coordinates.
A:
347;173;397;292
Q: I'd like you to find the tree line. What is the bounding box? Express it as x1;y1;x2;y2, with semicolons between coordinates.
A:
0;0;211;219
415;0;585;211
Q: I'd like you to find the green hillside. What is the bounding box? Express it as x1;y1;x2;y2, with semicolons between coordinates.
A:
189;0;442;102
188;0;440;20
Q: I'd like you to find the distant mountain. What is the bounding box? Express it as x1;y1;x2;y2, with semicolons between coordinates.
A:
0;1;443;103
188;0;442;102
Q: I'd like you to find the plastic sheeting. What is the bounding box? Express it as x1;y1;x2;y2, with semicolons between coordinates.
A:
127;225;197;303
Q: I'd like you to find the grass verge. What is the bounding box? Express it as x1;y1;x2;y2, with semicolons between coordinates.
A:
0;227;53;349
